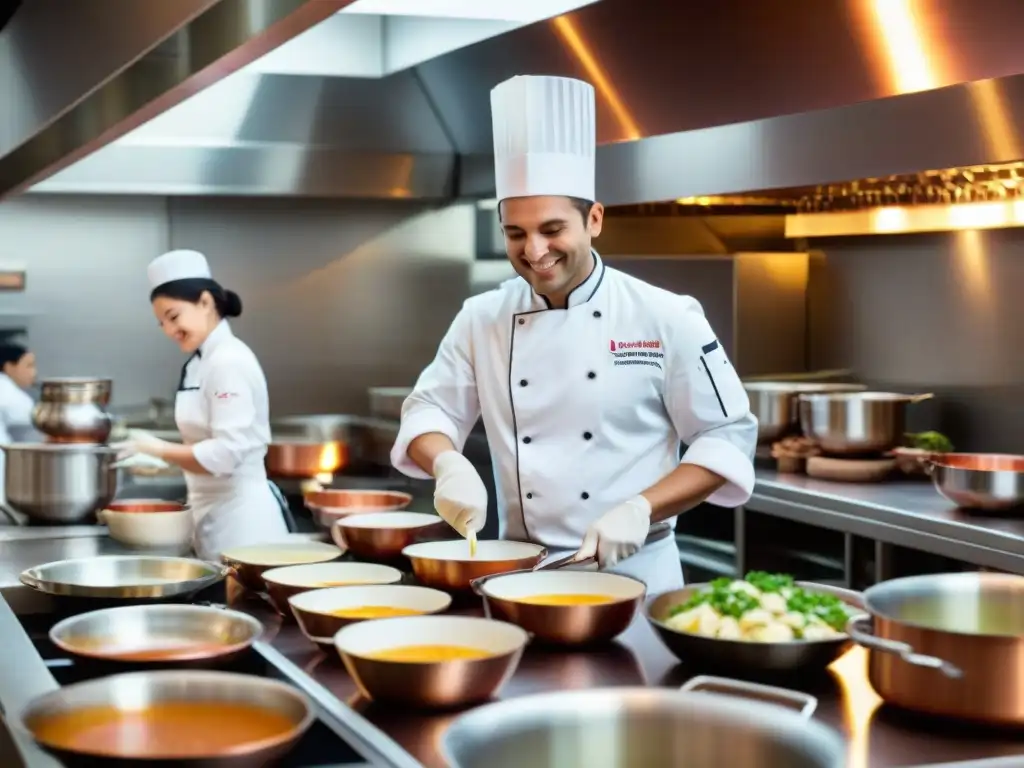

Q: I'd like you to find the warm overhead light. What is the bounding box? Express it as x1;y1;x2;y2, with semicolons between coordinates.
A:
784;200;1024;238
339;0;600;22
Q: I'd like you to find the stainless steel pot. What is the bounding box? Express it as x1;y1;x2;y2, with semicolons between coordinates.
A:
798;391;933;455
926;453;1024;511
2;443;117;523
744;382;867;443
846;572;1024;725
442;675;846;768
17;669;313;766
33;377;113;443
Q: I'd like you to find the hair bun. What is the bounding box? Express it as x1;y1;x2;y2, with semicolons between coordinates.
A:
223;290;243;318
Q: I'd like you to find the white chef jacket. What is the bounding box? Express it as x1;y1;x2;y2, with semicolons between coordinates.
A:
0;373;40;503
392;251;758;593
176;320;287;560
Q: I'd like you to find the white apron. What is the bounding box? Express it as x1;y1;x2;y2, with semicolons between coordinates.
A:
175;323;288;561
393;251;758;595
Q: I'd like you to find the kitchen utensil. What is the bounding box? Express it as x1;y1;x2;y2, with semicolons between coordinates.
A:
846;572;1024;725
265;439;346;479
305;489;413;528
220;541;342;591
2;443;118;523
49;604;262;667
472;570;644;646
32;378;114;444
926;453;1024;511
403;540;547;591
334;615;528;709
290;584;451;639
646;582;863;673
261;561;403;616
805;456;897;482
441;675;845;768
331;511;450;560
744;381;867;443
17;670;313;766
20;555;228;601
798;391;933;455
98;500;193;551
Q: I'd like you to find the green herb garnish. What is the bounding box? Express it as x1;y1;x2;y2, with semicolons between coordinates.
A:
906;431;953;453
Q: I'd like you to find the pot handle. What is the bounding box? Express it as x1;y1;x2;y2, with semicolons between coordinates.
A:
680;675;817;719
845;616;963;679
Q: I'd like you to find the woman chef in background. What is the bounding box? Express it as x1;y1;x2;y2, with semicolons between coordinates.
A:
114;249;290;560
0;343;40;503
390;75;758;595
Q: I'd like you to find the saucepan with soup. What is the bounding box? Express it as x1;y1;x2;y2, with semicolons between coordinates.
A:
49;604;262;669
334;615;529;709
261;562;403;616
290;584;452;641
18;669;313;766
473;570;645;646
403;540;546;591
220;541;342;591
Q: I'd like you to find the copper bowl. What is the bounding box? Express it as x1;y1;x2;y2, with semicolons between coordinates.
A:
265;440;347;479
473;570;645;646
331;511;451;561
220;542;342;591
305;490;413;528
927;452;1024;511
334;615;528;709
261;562;403;617
289;584;451;639
402;540;546;592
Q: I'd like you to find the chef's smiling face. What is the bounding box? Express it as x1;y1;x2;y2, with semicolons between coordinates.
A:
500;195;604;308
152;293;217;353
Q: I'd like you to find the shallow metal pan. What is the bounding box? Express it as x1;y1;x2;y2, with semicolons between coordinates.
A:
20;555;228;600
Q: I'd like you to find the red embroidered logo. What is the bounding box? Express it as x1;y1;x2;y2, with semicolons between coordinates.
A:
610;339;661;351
214;391;238;400
609;338;665;369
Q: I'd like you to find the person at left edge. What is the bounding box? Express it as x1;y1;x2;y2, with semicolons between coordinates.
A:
113;249;289;561
0;343;40;504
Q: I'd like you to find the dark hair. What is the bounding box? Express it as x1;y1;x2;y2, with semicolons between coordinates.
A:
498;196;594;222
0;343;28;370
150;278;243;318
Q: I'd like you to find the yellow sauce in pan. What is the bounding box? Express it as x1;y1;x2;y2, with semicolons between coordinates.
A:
329;606;424;619
367;645;492;663
514;593;618;606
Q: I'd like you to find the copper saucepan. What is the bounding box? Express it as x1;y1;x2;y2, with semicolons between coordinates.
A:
925;452;1024;511
265;439;347;479
403;539;547;592
331;511;451;560
220;541;342;591
304;489;413;529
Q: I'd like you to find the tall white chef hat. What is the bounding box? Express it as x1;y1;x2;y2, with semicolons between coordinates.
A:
147;249;212;290
490;74;596;202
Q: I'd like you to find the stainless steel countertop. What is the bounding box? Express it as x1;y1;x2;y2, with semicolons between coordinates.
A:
751;469;1024;573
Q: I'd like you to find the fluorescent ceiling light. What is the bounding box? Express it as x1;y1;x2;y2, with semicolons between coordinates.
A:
340;0;599;22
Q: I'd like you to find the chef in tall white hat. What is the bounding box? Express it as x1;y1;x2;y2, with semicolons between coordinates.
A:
113;249;290;560
390;75;757;593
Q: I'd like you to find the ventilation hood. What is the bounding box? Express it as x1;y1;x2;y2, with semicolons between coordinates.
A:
27;0;1024;203
0;0;352;201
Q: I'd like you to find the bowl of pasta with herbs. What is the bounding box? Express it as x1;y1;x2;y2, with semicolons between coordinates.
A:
645;572;867;673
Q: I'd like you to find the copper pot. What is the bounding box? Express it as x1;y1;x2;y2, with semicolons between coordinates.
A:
261;562;402;617
265;440;347;479
847;572;1024;725
304;489;413;529
333;615;528;709
289;583;450;639
402;540;546;592
926;452;1024;511
331;511;450;561
220;542;342;591
473;569;645;646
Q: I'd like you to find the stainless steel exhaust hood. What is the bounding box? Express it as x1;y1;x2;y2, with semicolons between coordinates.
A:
0;0;350;201
27;0;1024;203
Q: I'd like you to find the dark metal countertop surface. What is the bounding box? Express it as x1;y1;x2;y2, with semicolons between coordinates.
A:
240;597;1024;768
751;470;1024;573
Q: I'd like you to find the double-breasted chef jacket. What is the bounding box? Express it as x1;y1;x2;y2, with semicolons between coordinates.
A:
392;251;758;593
177;319;288;560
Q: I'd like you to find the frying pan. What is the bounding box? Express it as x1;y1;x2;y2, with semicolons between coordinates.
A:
20;555;228;601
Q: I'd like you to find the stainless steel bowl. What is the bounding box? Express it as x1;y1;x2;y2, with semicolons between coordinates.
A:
38;378;112;406
743;382;867;443
32;401;113;443
2;443;117;523
442;676;846;768
49;604;262;667
17;670;313;766
927;453;1024;511
20;555;228;600
646;582;863;673
798;391;926;455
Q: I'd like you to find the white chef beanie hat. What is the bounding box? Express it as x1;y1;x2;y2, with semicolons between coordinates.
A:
490;74;596;202
147;249;212;290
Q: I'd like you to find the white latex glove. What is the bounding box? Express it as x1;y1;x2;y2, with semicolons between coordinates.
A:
432;450;487;538
576;495;652;569
111;430;171;464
